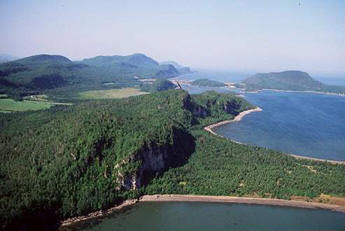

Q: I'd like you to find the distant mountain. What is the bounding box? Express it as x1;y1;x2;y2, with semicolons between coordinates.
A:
0;54;18;63
241;70;345;94
160;61;192;74
15;54;72;65
0;54;87;95
191;78;225;87
80;53;179;78
81;53;158;68
0;53;186;98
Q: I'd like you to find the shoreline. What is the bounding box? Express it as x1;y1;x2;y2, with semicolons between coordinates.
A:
60;199;138;227
288;153;345;165
245;88;345;97
61;194;345;227
204;107;263;139
203;107;345;164
141;194;345;213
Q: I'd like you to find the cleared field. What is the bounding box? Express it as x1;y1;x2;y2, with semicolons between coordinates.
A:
78;88;149;99
0;98;53;112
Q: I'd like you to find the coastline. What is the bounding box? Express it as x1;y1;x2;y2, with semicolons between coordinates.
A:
203;107;345;164
141;194;345;213
245;88;345;97
60;199;138;227
204;107;263;139
288;153;345;165
61;194;345;227
60;107;345;227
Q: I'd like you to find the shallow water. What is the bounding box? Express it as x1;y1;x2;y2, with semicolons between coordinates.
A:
62;202;345;231
215;90;345;161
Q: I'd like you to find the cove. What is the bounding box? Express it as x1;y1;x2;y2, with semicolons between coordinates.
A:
214;90;345;161
62;201;345;231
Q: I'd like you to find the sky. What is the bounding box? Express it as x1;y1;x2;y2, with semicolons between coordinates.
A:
0;0;344;77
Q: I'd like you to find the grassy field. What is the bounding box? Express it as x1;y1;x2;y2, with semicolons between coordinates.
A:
0;98;53;113
78;88;149;99
0;94;72;113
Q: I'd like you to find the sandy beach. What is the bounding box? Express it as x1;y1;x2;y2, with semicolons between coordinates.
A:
60;108;345;227
61;193;345;226
140;194;345;213
204;107;263;138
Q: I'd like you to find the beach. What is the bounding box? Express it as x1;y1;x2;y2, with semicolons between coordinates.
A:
140;194;345;213
204;107;263;138
204;107;345;164
61;193;345;227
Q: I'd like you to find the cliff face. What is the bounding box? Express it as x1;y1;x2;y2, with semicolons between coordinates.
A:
118;127;195;190
182;94;208;118
117;93;248;191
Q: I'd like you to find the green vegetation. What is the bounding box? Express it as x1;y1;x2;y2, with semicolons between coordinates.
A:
0;90;344;230
78;88;148;99
140;79;176;93
0;53;188;100
241;70;345;94
145;131;345;199
191;78;226;87
0;94;71;113
0;98;53;112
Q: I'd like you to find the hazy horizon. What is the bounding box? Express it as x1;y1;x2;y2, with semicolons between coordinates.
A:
1;0;344;77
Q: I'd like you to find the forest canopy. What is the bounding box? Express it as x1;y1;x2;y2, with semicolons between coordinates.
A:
0;90;344;230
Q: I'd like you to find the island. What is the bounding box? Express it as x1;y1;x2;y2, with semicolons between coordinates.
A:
240;70;345;95
191;78;226;87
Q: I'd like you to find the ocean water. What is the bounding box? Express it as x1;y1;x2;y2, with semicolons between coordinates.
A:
180;83;241;94
175;69;250;82
215;90;345;161
62;202;345;231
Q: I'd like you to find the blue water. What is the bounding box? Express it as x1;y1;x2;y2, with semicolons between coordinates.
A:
63;202;345;231
180;83;241;94
175;69;250;82
215;90;345;161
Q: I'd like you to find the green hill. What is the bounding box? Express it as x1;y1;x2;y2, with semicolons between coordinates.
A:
81;53;158;68
191;78;226;87
15;54;72;65
0;53;182;99
241;70;345;94
1;90;344;230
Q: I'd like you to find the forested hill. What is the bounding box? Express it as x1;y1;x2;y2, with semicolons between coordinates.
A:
1;90;345;230
191;78;226;87
0;90;250;229
0;53;190;98
241;70;345;94
81;53;159;68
